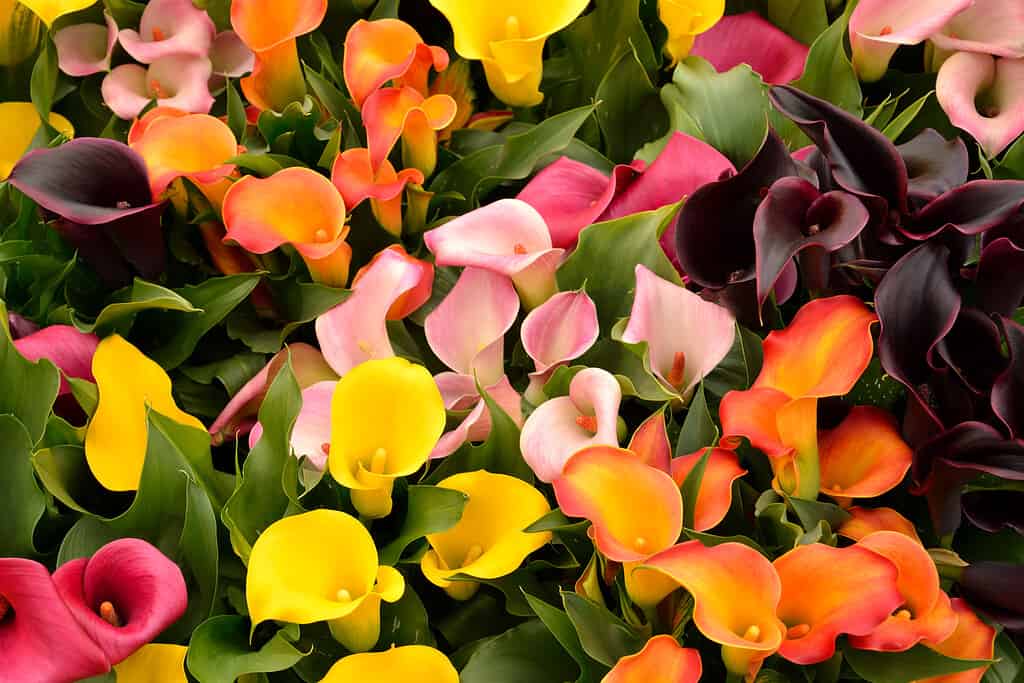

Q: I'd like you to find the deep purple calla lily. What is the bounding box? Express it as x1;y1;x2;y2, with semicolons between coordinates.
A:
691;11;809;85
13;324;99;395
8;138;166;285
976;238;1024;317
6;312;39;339
0;558;111;682
52;538;188;665
958;562;1024;635
992;317;1024;439
962;490;1024;535
897;129;969;206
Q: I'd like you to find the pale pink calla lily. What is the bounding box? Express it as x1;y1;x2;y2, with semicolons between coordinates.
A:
118;0;216;64
315;246;434;376
102;55;215;120
520;367;622;483
249;380;335;470
13;324;99;395
936;51;1024;158
930;0;1024;58
424;198;564;309
691;12;808;84
521;288;599;403
431;375;522;458
621;265;736;400
210;31;256;78
848;0;972;82
54;12;118;77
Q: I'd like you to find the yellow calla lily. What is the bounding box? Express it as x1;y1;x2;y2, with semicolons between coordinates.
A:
328;358;445;519
0;102;73;180
427;0;590;107
0;0;42;66
421;470;552;601
17;0;95;27
246;509;404;653
658;0;725;65
321;645;459;683
85;335;204;492
113;644;188;683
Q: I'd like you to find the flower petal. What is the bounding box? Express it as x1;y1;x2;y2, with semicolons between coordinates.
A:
321;646;459;683
362;86;457;169
18;0;96;27
330;147;424;211
521;288;598;376
818;406;912;498
13;325;98;395
719;386;792;457
936;52;1024;158
838;507;922;543
0;101;74;181
129;112;237;198
917;598;996;683
343;19;449;109
930;0;1024;58
628;410;672;473
691;11;808;84
209;30;255;77
230;0;326;51
54;12;117;77
671;447;746;532
100;64;152;120
604;635;702;683
350;245;434;321
113;644;187;683
118;0;215;64
144;54;216;116
430;375;522;459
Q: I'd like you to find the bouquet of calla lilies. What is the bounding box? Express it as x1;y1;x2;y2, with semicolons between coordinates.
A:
2;0;1024;681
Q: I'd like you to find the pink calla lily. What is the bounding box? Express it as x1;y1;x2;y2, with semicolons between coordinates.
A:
118;0;216;64
13;324;99;395
691;12;808;84
936;51;1024;158
930;0;1024;59
102;56;215;120
54;12;118;77
209;30;256;78
431;374;523;458
52;538;188;665
520;367;622;483
249;380;335;470
521;288;599;402
424;198;565;309
0;558;111;682
620;265;736;400
848;0;972;82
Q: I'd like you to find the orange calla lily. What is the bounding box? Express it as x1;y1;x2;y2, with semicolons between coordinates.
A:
671;447;746;532
350;245;434;321
627;410;672;472
363;86;458;176
818;406;912;500
321;646;459;683
431;58;477;140
222;167;352;287
330;147;425;236
850;531;959;652
838;506;922;543
918;598;995;683
774;543;903;664
604;635;702;683
639;541;786;680
343;19;449;109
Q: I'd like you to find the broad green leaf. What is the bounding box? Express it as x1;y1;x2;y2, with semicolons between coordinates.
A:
755;490;804;551
33;445;131;517
676;384;719;456
525;592;608;683
592;37;665;164
985;631;1023;683
377;484;468;565
186;617;309;683
843;642;991;683
72;279;198;335
758;0;828;44
581;339;677;403
228;279;348;353
29;34;56;121
225;79;247;141
882;91;933;141
562;592;646;667
0;415;49;556
704;324;764;396
682;529;768;554
460;619;581;683
562;0;658;99
379;585;436;647
788;497;850;533
680;448;711;530
790;0;862;116
0;300;60;442
181;352;267;396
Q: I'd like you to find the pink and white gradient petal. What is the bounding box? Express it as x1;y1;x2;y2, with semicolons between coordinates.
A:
936;52;1024;158
118;0;216;64
54;12;118;77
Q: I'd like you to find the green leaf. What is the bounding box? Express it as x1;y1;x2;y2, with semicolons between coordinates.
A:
558;204;682;332
228;279;348;353
592;34;665;163
460;619;581;683
103;0;146;26
704;324;764;396
985;631;1023;683
525;592;607;683
73;279;199;335
676;384;719;456
33;445;130;517
843;642;992;683
379;585;436;647
0;301;60;443
562;592;646;668
755;490;804;551
30;34;56;121
0;415;49;556
788;497;850;533
680;448;711;530
181;353;267;396
562;0;658;100
882;91;933;141
430;104;598;207
758;0;829;44
225;79;247;141
581;339;677;403
186;616;309;683
222;356;301;562
790;1;862;116
377;484;468;565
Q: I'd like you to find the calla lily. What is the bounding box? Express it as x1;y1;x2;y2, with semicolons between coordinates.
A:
54;11;117;77
670;448;746;532
9;137;167;285
838;507;922;544
52;538;188;665
222;167;352;287
818;406;913;500
621;265;736;400
330;147;424;236
248;380;335;471
638;541;785;679
18;0;95;27
13;324;98;395
0;557;110;681
431;375;523;459
421;471;552;600
246;509;405;652
328;358;445;518
209;343;337;444
85;335;205;492
231;0;326;111
362;86;457;176
848;0;971;82
930;0;1024;59
658;0;725;66
918;598;995;683
118;0;215;64
773;543;903;665
0;101;73;180
604;635;702;683
521;288;599;403
209;30;255;79
424;198;565;309
126;106;188;144
315;246;434;376
936;52;1024;158
520;367;622;483
629;410;673;473
102;55;215;120
691;11;808;84
431;58;477;140
343;19;450;109
113;644;188;683
0;0;42;66
322;646;459;683
129;112;238;206
427;0;590;107
849;531;959;651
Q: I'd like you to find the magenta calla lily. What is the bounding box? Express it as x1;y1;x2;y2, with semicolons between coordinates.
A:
13;324;99;395
53;538;187;665
118;0;216;64
0;558;111;682
520;367;622;483
936;52;1024;158
848;0;972;82
250;380;335;470
691;12;808;84
521;288;599;403
620;265;736;400
102;55;215;120
423;198;564;309
54;12;118;77
930;0;1024;58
